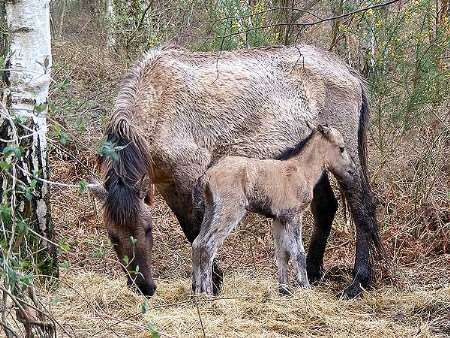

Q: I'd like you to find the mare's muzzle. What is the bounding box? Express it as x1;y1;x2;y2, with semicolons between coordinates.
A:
127;276;157;297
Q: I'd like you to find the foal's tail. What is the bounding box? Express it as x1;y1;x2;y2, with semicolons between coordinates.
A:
99;116;152;228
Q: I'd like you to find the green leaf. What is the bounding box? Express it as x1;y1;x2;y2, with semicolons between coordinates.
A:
59;260;70;269
141;300;149;314
59;78;69;90
123;255;129;266
19;273;33;287
146;322;160;338
0;204;12;223
79;179;88;193
50;297;61;305
97;140;126;162
17;220;29;234
13;115;28;125
48;101;57;113
34;103;48;113
3;145;22;158
58;130;70;145
0;161;11;171
59;240;71;253
20;180;37;201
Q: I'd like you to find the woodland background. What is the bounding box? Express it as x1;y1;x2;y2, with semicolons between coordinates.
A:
0;0;449;337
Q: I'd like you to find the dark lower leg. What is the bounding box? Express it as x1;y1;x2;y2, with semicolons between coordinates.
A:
340;173;380;298
307;173;338;283
342;227;371;298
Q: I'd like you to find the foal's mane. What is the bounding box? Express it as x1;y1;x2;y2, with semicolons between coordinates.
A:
276;129;316;161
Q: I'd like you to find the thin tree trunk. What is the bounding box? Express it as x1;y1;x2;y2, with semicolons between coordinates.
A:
0;1;6;57
106;0;116;49
58;0;66;38
4;0;57;277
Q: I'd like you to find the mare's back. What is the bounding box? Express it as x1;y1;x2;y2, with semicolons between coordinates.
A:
130;45;362;158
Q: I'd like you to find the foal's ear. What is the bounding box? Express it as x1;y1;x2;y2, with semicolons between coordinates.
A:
317;124;331;138
305;120;315;131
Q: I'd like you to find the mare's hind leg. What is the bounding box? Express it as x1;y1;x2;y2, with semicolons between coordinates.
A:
192;196;246;295
307;173;338;283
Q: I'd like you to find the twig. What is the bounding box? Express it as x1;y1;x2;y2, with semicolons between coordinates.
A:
15;164;99;190
192;296;206;338
217;0;405;40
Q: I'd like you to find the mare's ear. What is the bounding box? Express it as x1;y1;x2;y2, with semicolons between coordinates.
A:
87;178;107;201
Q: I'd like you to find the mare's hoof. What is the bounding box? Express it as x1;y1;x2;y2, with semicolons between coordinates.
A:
279;284;292;296
339;283;364;299
306;266;323;285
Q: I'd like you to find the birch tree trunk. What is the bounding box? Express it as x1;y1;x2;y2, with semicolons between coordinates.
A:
106;0;116;49
3;0;57;277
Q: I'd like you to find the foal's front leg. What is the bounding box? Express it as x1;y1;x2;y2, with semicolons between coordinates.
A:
192;201;246;295
272;219;291;295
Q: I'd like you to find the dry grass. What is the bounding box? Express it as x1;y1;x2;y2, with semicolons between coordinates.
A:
46;269;449;338
46;178;449;337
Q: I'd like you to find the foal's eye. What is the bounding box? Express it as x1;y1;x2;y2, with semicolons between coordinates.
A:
339;147;345;153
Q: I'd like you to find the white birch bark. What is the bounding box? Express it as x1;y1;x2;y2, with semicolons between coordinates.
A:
5;0;54;259
106;0;116;48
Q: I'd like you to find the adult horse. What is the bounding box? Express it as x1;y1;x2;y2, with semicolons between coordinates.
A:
92;44;382;298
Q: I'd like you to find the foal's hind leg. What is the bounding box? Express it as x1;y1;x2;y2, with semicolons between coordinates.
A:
192;195;246;295
288;216;309;288
307;173;338;283
272;219;292;295
273;217;309;294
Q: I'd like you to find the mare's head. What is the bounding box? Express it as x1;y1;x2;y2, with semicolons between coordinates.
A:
89;176;156;297
315;124;356;180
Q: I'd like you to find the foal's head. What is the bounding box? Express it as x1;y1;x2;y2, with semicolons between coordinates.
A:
315;125;356;179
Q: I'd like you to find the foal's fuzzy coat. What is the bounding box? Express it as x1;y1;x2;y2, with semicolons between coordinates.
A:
192;125;356;295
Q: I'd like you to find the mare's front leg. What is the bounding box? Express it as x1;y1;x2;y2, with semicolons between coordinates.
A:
155;141;224;294
307;173;338;283
192;196;247;295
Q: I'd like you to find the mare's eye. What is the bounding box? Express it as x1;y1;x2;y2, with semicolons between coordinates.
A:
339;147;345;153
109;233;119;246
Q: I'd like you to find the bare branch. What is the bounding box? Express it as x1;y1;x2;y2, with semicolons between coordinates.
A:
216;0;405;40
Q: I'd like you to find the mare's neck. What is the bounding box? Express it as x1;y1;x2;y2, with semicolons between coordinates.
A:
287;136;327;186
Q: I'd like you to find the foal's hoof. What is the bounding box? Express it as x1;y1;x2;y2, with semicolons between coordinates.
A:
278;284;292;296
296;281;311;289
